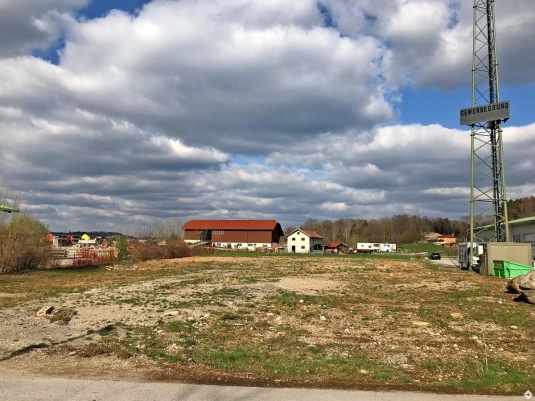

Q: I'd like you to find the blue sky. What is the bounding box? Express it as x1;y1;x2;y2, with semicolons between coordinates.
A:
1;0;534;232
80;0;149;18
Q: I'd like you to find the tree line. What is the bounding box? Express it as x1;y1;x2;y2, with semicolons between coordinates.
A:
283;197;535;247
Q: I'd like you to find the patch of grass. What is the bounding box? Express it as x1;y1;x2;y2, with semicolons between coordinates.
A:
270;292;344;309
219;312;239;321
78;340;131;359
400;243;454;255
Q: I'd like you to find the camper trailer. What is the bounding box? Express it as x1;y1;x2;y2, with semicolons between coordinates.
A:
355;243;396;254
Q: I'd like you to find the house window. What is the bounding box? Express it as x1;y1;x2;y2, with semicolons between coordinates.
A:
292;238;296;241
301;246;305;249
248;244;253;246
301;237;305;241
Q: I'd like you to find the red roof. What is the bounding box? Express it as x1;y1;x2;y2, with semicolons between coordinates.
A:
326;242;346;249
183;219;283;234
438;234;456;238
300;229;324;239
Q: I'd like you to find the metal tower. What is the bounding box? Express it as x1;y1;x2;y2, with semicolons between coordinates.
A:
467;0;509;266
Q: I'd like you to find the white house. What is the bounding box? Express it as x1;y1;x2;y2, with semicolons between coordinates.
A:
286;229;324;254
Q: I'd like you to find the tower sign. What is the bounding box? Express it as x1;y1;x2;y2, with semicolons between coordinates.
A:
460;100;510;126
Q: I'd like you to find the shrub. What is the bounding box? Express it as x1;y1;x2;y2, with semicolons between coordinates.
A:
0;214;51;273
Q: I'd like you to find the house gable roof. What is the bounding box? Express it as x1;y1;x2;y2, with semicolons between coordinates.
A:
287;228;324;239
183;220;284;235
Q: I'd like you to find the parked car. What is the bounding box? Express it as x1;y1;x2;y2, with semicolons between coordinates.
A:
429;252;441;260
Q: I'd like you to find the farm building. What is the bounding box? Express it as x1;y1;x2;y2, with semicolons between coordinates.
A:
325;242;349;253
285;228;324;254
182;220;284;250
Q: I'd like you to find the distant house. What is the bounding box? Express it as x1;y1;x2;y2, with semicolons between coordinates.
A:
182;220;284;250
325;242;349;254
285;229;324;254
436;234;457;247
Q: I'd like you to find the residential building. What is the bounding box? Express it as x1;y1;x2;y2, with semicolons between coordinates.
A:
436;234;457;247
285;228;324;254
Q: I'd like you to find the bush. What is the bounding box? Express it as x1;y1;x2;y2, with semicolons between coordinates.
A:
128;240;214;262
0;214;51;273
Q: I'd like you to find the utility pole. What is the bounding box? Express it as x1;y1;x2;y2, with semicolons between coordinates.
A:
460;0;510;270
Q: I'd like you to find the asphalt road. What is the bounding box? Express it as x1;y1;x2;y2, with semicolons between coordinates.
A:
429;257;460;268
0;374;526;401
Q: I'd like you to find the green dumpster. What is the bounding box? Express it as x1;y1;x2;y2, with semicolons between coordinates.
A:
493;260;534;278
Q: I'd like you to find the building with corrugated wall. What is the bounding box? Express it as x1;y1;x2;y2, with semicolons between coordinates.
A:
182;220;284;250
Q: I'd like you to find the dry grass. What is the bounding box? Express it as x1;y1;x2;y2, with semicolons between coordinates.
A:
0;255;534;395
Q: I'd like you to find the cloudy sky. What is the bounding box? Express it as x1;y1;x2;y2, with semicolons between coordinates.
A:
0;0;534;233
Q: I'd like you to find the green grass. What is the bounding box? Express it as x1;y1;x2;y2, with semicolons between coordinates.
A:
400;243;451;254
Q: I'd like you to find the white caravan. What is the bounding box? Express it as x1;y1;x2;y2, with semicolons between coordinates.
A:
356;243;396;253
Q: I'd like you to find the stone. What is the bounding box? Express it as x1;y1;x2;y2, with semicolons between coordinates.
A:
36;306;54;317
506;275;526;294
510;325;518;330
320;315;327;321
450;313;463;319
519;289;535;304
165;311;180;316
412;321;430;327
49;308;77;325
520;270;535;290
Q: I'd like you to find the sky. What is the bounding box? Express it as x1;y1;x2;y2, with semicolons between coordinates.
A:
0;0;534;233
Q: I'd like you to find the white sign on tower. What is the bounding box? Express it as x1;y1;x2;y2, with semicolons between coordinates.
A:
460;100;510;126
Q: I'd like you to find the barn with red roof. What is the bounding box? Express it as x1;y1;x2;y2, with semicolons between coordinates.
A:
182;219;284;250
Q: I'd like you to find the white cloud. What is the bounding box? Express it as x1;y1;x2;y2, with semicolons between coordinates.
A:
0;0;533;232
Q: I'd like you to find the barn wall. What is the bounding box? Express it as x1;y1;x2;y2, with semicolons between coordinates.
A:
184;230;202;240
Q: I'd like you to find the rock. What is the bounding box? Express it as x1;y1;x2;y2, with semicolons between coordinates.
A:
510;325;518;330
450;313;463;319
165;311;180;316
320;315;327;321
49;307;77;325
519;289;535;304
359;369;369;374
36;306;54;317
412;321;430;327
520;270;535;290
506;275;527;294
299;299;304;304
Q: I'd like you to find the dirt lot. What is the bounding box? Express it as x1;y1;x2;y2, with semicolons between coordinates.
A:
0;255;534;394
